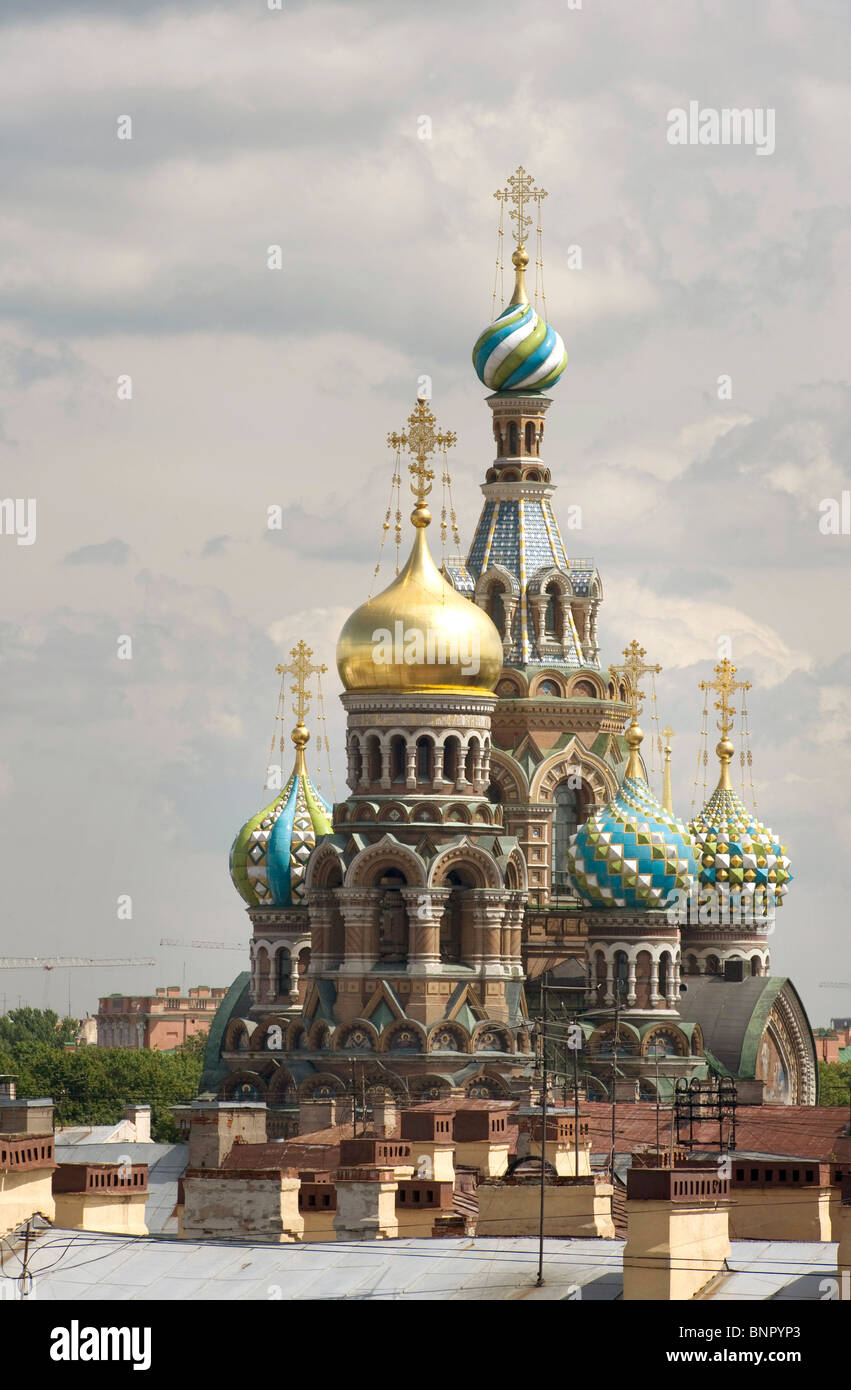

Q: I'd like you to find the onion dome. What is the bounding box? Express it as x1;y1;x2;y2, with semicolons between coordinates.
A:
230;725;332;908
337;400;503;696
566;721;698;909
689;737;791;907
472;247;567;393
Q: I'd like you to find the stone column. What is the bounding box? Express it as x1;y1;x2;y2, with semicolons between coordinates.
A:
627;956;637;1007
468;892;510;979
379;739;391;790
402;887;448;974
603;956;614;1007
502;597;518;654
307;889;336;972
335;887;381;974
432;743;446;791
649;957;660;1008
405;744;417;791
531;596;547;647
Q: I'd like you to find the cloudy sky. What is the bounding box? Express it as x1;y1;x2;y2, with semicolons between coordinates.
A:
1;0;849;1026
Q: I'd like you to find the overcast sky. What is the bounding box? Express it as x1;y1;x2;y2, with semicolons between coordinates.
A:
1;0;849;1026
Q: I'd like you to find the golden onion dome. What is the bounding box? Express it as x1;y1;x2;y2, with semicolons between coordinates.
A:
337;501;503;696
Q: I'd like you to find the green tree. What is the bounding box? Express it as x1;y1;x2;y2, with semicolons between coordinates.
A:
0;1039;202;1141
0;1007;77;1050
818;1059;851;1106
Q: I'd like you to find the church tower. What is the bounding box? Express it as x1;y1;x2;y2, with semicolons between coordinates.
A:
294;398;534;1102
446;168;631;919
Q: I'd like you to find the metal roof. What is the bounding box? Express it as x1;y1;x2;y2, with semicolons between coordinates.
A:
10;1229;838;1302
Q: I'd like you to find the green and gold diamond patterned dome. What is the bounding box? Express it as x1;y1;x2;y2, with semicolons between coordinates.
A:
566;722;699;910
690;753;791;909
229;643;333;909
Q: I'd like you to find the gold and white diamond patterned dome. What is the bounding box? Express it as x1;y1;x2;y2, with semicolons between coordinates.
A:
690;735;792;909
336;400;503;696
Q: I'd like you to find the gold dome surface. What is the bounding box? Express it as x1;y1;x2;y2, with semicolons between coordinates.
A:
337;514;503;695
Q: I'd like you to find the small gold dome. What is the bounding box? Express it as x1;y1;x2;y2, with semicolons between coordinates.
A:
337;510;503;695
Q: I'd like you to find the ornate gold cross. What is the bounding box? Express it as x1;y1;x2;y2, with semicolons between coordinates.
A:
387;398;456;509
610;639;662;719
276;640;327;734
699;658;751;740
494;165;548;250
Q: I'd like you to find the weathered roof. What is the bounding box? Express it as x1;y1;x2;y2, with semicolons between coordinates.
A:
579;1102;851;1163
8;1228;837;1301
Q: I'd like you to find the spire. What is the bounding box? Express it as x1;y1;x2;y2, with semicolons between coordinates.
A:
609;640;662;780
276;640;327;775
494;164;546;310
698;659;752;793
387;398;457;531
661;726;674;812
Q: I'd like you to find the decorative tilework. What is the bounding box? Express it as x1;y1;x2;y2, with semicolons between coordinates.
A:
690;786;792;907
230;767;332;908
566;777;699;909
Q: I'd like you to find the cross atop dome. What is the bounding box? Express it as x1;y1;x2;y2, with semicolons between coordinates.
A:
276;640;327;769
610;640;662;779
699;658;752;791
387;398;457;527
494;164;548;253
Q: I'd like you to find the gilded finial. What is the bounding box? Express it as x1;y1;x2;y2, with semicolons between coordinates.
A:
275;640;327;775
387;399;456;529
494;166;546;307
698;659;752;792
661;726;674;812
610;639;663;780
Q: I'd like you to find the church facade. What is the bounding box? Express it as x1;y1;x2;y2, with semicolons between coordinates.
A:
203;170;817;1123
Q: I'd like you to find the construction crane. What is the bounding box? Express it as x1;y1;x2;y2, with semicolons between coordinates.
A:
0;958;156;971
160;938;246;951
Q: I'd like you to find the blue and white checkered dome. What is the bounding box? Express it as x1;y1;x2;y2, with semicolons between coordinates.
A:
566;776;699;910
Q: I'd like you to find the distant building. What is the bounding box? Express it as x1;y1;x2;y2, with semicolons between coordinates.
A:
96;986;227;1050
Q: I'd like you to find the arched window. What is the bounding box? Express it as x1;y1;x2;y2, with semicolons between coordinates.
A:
552;781;581;891
416;737;433;782
544;583;563;641
464;739;479;784
659;953;670;998
366;734;381;782
390;734;406;782
443;736;460;783
488;587;505;638
524;421;536;455
706;954;720;976
614;950;629;1002
750;955;761;977
508;421;519;455
377;869;408;964
351;738;363;784
277;949;292;997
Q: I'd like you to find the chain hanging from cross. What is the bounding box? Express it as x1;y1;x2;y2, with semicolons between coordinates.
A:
275;639;327;743
494;165;548;251
698;658;751;742
387;398;456;512
610;639;662;721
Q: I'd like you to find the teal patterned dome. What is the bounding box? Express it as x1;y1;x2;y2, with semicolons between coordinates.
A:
567;770;698;910
472;247;567;393
230;754;332;908
690;784;791;908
